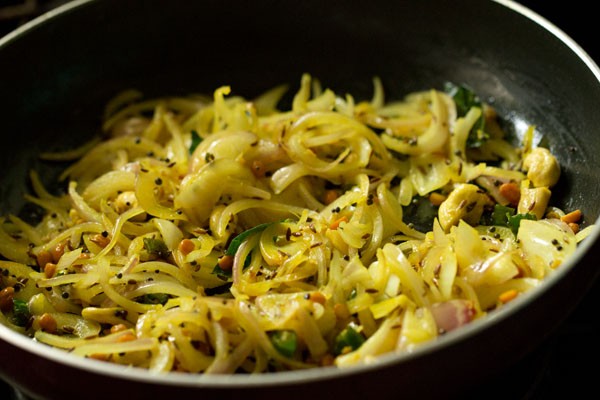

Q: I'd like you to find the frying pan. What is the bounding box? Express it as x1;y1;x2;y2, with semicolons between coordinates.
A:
1;0;599;399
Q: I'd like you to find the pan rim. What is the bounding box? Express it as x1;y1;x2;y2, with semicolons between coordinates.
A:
1;0;600;389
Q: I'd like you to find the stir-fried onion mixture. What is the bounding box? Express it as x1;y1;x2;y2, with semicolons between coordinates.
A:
0;74;593;373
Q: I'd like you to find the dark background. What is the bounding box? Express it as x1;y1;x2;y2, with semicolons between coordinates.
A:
0;1;599;399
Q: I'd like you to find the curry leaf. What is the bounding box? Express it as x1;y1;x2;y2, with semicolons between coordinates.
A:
143;237;171;259
212;262;232;280
226;222;275;256
444;82;488;148
487;204;536;234
204;282;233;296
189;129;202;155
11;299;31;327
491;204;515;226
137;293;170;305
508;212;537;235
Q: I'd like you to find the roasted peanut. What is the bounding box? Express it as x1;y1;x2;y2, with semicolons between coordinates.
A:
0;287;15;312
38;313;58;333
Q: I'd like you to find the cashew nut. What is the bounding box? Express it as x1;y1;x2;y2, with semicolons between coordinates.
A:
438;183;488;231
522;147;560;188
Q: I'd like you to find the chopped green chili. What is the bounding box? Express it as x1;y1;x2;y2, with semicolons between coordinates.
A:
269;330;298;358
333;325;365;355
